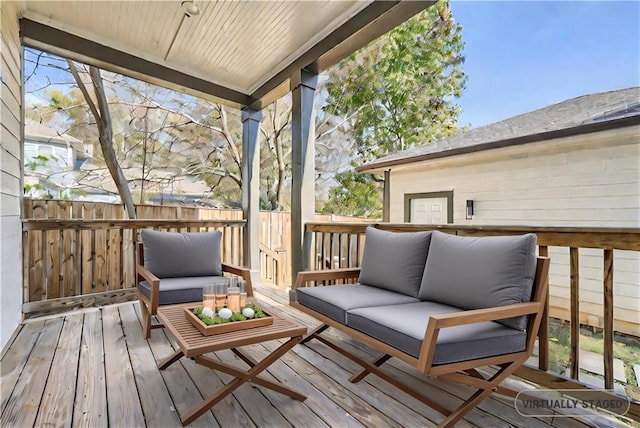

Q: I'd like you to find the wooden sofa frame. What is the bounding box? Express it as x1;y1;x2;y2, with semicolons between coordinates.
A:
136;242;254;339
291;256;550;427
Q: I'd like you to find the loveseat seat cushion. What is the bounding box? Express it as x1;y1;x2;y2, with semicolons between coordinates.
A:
139;276;229;305
141;229;223;278
347;301;527;363
418;231;537;330
358;226;432;297
296;284;420;324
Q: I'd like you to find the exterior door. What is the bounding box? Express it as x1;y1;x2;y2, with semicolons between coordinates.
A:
410;197;449;224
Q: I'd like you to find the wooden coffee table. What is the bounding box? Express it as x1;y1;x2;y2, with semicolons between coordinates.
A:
156;302;308;426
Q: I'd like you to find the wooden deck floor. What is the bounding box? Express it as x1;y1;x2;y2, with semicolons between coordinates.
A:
1;284;630;428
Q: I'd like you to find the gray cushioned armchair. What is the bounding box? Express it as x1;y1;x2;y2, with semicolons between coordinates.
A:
136;229;253;338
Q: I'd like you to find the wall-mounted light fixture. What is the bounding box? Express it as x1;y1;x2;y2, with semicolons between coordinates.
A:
465;199;474;220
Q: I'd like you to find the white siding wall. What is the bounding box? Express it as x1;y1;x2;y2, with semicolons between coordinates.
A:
389;127;640;334
0;1;23;350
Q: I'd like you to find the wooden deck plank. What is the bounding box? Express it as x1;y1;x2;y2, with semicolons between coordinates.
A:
176;349;258;428
34;312;84;427
218;346;329;428
0;321;40;411
73;309;107;427
1;284;632;428
133;294;252;428
290;340;465;427
146;322;220;427
242;345;366;428
119;303;184;427
102;305;145;427
0;318;63;427
203;348;293;428
261;338;404;428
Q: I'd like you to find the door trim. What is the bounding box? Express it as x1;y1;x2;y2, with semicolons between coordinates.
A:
404;191;454;223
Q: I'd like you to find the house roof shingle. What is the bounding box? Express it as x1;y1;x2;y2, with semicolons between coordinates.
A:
357;87;640;173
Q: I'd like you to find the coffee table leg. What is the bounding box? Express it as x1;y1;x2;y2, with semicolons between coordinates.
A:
196;354;306;401
158;349;185;370
181;336;305;426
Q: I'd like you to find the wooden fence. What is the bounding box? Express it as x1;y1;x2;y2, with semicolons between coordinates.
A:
21;199;372;302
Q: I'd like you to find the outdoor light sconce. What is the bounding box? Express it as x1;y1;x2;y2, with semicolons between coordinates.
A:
466;199;474;220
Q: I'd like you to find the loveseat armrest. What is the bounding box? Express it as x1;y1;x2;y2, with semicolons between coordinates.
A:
418;302;542;372
427;302;541;329
222;263;254;296
294;268;361;288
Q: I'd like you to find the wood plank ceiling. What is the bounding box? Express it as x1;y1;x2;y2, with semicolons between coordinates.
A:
18;1;432;108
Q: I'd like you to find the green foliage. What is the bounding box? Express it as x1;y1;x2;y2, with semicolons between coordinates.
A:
24;183;45;194
191;303;268;325
26;154;55;172
320;171;382;218
321;0;466;216
546;321;640;387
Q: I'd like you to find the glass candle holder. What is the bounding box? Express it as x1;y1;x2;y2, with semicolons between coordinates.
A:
203;284;215;311
238;279;247;308
227;278;240;312
214;281;227;310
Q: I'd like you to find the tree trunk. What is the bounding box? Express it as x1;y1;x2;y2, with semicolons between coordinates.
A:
68;61;137;219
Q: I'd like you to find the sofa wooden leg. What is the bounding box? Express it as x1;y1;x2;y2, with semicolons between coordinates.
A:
438;362;522;427
349;354;391;383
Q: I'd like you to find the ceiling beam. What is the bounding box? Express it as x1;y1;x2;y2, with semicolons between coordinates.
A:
248;1;434;109
20;19;252;109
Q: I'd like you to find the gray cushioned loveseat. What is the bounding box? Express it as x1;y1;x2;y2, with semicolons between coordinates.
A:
291;226;550;427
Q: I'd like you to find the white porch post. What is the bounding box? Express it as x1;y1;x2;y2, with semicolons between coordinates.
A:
241;107;262;273
290;68;318;290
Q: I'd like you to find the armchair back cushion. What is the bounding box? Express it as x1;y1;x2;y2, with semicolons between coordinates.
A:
358;226;432;297
418;231;537;330
141;229;223;278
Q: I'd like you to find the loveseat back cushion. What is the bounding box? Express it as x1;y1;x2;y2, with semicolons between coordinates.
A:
358;226;432;297
139;276;229;305
418;231;537;330
141;229;223;278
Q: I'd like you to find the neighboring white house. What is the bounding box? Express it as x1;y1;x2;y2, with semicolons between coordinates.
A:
23;121;92;198
358;87;640;336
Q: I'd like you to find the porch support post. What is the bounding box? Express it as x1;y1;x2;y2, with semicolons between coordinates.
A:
290;69;318;287
241;107;262;272
382;169;391;222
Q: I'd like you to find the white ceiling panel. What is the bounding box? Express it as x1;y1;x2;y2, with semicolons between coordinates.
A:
21;1;370;94
18;1;432;107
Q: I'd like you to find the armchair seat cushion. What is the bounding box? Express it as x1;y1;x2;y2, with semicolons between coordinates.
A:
139;276;229;306
347;302;527;363
296;284;420;324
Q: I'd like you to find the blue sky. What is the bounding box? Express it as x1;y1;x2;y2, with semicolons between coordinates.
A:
450;1;640;128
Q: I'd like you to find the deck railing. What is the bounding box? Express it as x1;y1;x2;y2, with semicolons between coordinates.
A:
22;219;246;308
304;222;640;405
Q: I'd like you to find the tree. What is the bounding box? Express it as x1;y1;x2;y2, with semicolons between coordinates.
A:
25;49;248;208
67;61;137;218
321;0;466;217
320;171;382;217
